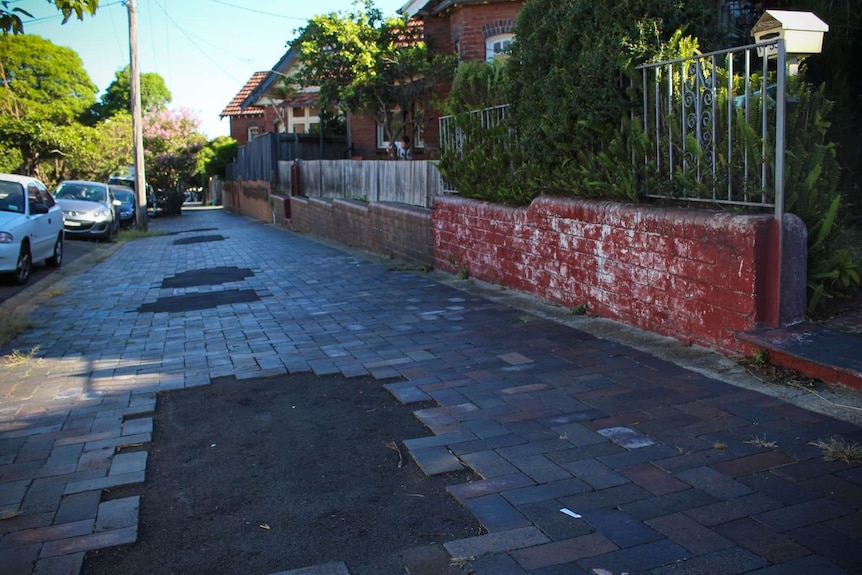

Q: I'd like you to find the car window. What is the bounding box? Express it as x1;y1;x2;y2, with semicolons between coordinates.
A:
0;181;25;213
28;183;46;212
55;183;87;200
38;181;55;207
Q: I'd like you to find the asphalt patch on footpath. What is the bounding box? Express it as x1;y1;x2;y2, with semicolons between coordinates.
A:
161;266;255;289
135;289;261;314
172;234;226;245
81;373;482;575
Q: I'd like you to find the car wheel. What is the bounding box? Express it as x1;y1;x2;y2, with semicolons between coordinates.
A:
46;232;63;267
13;242;31;285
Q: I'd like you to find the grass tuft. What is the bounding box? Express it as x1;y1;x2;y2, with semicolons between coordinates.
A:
0;310;33;347
810;437;862;463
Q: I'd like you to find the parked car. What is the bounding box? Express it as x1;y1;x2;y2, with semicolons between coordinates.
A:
107;176;159;218
54;180;120;241
0;173;64;285
109;185;137;229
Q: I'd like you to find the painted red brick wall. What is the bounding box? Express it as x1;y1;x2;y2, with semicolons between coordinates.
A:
290;197;433;265
434;195;792;353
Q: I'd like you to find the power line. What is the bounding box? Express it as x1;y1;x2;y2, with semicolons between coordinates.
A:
203;0;309;21
147;0;242;83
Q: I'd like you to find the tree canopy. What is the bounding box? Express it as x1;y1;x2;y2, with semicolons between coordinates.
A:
1;0;98;35
90;65;172;121
0;33;99;177
292;0;455;149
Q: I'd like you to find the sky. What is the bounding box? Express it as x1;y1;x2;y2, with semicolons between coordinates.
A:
21;0;408;139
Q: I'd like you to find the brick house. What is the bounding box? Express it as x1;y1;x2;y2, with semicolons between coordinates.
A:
221;50;323;145
348;0;524;159
219;72;272;146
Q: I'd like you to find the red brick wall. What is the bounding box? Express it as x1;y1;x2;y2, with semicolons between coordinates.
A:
433;195;796;354
229;107;281;145
223;180;272;223
447;1;522;62
289;197;433;265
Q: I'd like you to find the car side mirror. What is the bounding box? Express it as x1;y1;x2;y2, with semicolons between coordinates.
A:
113;199;122;206
29;203;49;215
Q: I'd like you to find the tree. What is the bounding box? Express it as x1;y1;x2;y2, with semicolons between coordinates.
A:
143;107;206;193
1;0;98;35
199;136;238;180
89;65;172;121
292;0;455;154
0;34;98;178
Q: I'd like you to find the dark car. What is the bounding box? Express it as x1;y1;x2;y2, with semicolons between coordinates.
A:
110;185;137;229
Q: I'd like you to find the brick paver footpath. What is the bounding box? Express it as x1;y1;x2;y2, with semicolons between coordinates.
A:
1;208;861;575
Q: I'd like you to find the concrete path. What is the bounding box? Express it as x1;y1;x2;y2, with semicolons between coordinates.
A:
1;207;861;574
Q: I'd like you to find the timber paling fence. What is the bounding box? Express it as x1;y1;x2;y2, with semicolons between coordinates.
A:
287;159;442;209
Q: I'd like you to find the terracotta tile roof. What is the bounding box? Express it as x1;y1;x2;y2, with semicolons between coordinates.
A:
280;92;321;108
220;71;268;118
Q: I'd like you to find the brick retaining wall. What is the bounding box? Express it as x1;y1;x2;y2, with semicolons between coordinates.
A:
434;195;804;353
289;196;433;266
223;180;273;223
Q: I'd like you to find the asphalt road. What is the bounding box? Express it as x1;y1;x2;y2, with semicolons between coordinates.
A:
0;237;105;304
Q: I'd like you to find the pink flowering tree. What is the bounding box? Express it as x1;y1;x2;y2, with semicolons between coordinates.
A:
143;107;206;192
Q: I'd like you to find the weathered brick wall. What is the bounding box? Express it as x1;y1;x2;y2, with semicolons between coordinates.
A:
370;202;434;263
434;195;801;353
290;197;433;265
222;180;272;223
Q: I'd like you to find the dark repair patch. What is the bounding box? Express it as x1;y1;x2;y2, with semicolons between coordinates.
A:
136;289;260;314
173;234;225;245
161;267;255;289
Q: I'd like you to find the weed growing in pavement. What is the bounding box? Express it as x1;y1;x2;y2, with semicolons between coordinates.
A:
570;303;588;315
810;437;862;463
457;262;469;280
1;345;40;367
713;442;728;450
0;311;33;347
745;435;778;449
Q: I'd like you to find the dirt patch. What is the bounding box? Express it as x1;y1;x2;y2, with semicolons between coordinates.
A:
82;374;482;575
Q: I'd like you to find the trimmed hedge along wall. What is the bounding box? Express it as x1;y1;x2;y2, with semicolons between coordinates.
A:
225;184;805;356
434;195;804;354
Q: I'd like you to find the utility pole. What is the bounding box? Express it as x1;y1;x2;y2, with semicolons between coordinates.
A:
127;0;148;231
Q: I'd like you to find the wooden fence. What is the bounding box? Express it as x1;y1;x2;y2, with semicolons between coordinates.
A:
287;159;442;208
228;132;348;184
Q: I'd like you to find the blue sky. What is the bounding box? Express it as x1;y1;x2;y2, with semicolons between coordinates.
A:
21;0;407;138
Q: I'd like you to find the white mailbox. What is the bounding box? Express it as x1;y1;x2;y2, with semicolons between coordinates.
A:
751;10;829;59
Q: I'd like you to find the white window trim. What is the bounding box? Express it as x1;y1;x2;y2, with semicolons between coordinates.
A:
248;126;260;141
377;110;424;150
485;33;514;62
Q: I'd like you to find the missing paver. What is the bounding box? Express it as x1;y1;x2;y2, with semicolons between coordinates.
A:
160;266;255;289
136;289;260;314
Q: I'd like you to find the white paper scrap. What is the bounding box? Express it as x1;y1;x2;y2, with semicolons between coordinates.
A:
560;508;582;519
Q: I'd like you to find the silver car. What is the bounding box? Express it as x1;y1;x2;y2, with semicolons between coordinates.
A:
0;173;64;285
54;180;121;241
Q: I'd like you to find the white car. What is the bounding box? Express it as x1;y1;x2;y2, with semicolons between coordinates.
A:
0;174;65;285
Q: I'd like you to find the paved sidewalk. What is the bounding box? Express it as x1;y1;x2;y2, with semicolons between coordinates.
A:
1;208;861;574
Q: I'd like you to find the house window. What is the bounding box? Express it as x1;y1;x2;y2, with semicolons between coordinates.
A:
485;33;514;62
377;110;424;150
289;107;320;134
248;126;260;141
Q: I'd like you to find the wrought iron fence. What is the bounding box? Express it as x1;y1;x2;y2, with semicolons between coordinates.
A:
634;39;786;218
438;105;510;193
438;41;788;218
